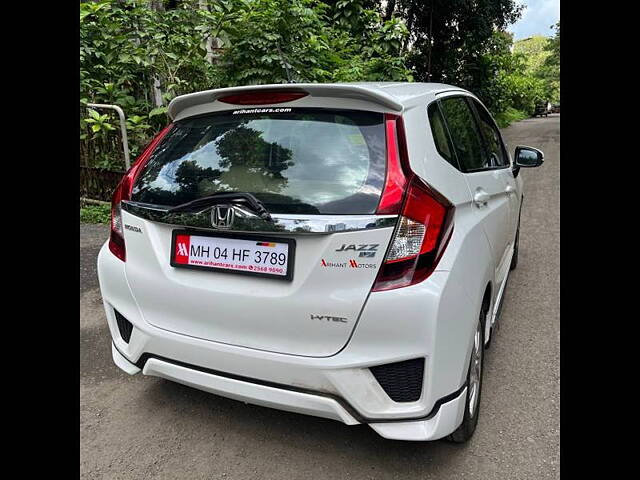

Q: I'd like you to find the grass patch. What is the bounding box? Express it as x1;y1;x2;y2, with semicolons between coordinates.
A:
494;107;528;128
80;204;111;224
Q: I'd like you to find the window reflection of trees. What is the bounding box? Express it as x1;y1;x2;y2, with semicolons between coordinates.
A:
134;121;294;206
131;110;386;214
215;124;293;192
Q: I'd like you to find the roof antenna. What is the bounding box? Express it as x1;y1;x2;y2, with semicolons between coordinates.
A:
276;42;295;84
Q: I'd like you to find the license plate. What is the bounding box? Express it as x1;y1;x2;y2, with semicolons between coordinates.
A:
170;230;295;281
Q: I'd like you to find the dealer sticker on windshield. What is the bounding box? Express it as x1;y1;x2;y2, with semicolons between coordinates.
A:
170;231;295;281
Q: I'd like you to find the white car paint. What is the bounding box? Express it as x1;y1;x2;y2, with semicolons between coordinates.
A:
122;211;395;357
97;82;530;441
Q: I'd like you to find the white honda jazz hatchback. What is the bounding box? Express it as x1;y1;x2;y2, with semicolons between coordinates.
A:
97;82;543;442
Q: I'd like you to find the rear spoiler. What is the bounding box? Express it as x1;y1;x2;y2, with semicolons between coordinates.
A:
168;83;404;121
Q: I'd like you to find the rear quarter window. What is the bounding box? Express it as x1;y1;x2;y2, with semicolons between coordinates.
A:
470;99;509;168
427;102;458;170
438;97;488;172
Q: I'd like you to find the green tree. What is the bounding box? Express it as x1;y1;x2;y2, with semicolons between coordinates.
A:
217;0;412;85
389;0;522;83
513;35;551;75
80;0;412;170
539;21;560;102
80;0;227;167
470;31;546;116
513;23;560;103
544;22;560;69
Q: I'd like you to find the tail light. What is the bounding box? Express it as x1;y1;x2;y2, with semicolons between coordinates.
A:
108;124;173;261
372;114;454;291
217;90;308;105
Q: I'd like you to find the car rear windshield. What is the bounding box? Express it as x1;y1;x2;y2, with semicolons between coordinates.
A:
131;108;387;215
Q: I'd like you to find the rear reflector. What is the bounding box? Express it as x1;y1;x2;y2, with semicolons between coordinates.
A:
109;124;173;262
373;115;454;291
217;91;308;105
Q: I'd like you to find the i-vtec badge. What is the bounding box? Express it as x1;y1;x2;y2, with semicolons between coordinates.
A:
310;314;347;324
335;243;379;258
124;224;142;233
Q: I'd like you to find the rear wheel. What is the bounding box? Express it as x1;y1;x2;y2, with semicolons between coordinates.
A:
447;305;487;443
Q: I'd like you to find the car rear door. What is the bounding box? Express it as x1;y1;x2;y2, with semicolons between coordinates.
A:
468;98;520;249
120;106;397;358
438;95;512;282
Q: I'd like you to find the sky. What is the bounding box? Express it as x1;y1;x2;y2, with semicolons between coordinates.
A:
507;0;560;40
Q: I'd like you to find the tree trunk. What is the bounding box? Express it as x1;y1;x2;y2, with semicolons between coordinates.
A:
199;0;215;64
150;0;164;106
426;2;433;82
384;0;397;21
153;76;164;107
149;0;164;11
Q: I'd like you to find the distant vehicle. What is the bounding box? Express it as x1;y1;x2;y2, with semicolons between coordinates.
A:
534;101;550;117
98;82;544;443
551;103;560;113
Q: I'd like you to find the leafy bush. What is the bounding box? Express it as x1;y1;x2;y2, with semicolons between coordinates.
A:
494;107;528;129
80;1;558;169
80;0;412;170
80;204;111;224
470;31;552;124
503;73;547;115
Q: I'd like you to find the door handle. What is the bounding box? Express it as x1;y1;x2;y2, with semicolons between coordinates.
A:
473;189;490;207
505;185;516;195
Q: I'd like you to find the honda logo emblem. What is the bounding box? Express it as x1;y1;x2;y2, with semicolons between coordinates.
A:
211;205;235;229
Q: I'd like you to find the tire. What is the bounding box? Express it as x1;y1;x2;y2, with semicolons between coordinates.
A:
447;305;487;443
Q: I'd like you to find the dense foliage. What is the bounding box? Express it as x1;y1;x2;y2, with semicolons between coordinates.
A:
473;31;550;123
539;22;560;102
387;1;559;118
80;0;411;169
80;0;559;171
393;0;522;81
79;203;112;223
513;25;560;105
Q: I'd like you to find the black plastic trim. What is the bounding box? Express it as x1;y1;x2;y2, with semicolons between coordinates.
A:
370;358;425;402
113;309;133;343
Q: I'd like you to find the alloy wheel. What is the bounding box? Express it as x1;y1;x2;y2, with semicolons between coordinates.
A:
468;318;484;417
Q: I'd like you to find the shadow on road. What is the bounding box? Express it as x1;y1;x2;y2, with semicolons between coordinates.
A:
142;377;468;469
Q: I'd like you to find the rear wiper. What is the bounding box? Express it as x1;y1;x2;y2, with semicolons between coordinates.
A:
168;192;273;222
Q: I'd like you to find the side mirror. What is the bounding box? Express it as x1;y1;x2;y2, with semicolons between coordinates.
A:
514;146;544;167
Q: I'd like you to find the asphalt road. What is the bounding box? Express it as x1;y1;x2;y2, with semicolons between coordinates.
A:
80;114;560;479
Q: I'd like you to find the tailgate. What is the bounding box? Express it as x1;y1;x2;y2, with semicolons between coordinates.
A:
122;209;394;357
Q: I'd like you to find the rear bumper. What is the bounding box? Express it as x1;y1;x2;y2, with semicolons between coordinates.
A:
369;388;466;441
112;343;466;441
99;241;477;440
112;343;358;425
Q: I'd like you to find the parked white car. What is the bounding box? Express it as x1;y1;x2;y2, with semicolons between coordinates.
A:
97;82;543;442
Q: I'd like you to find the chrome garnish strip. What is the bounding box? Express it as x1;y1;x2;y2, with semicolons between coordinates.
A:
121;200;397;234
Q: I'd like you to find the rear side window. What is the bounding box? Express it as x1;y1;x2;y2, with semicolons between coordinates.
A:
132;109;386;214
439;97;488;172
427;102;458;169
470;99;509;168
